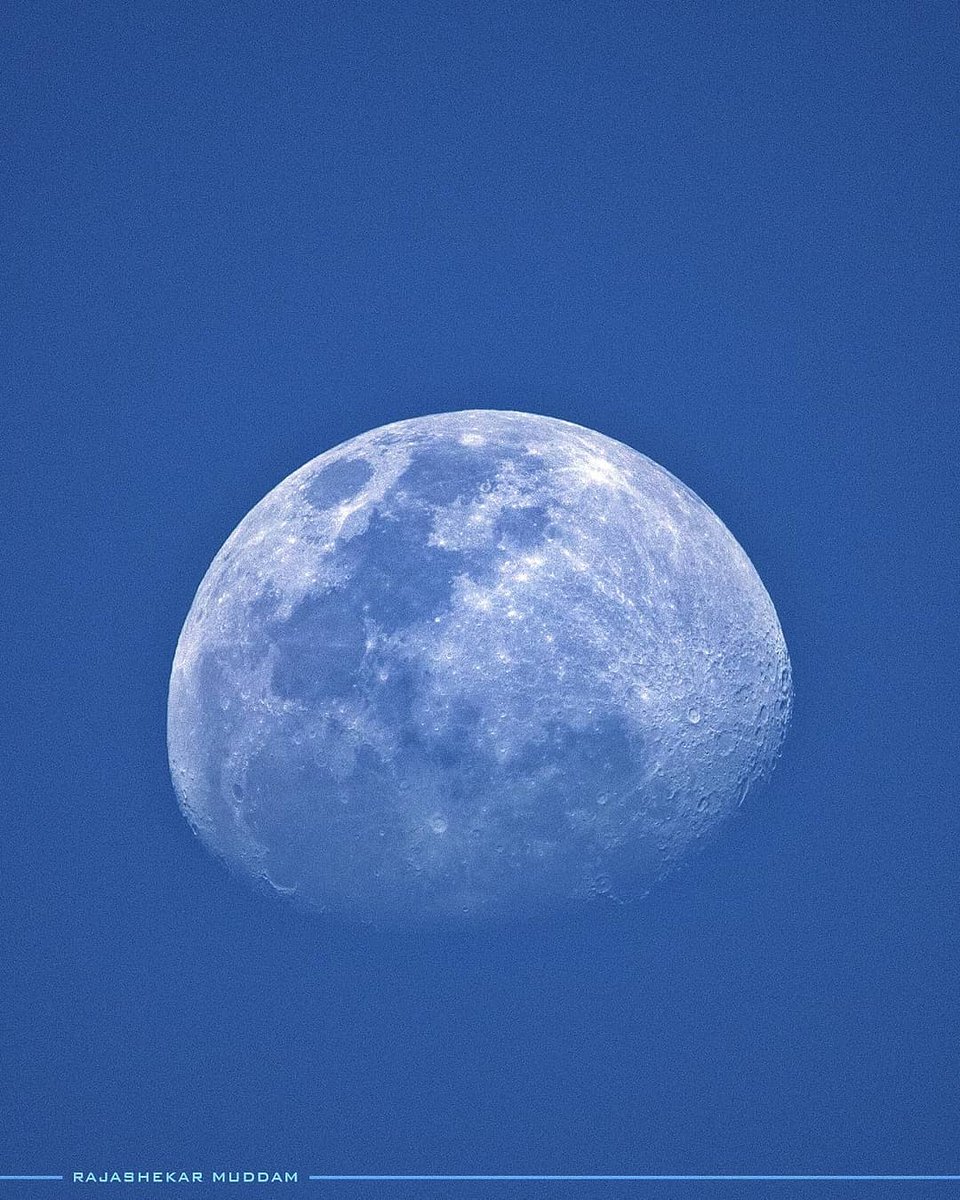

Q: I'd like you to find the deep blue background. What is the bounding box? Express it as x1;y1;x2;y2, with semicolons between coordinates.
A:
2;1;958;1196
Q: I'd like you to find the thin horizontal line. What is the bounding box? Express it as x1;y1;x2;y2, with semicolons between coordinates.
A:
0;1178;64;1182
308;1176;960;1183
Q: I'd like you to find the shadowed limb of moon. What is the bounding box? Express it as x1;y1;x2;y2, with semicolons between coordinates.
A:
168;410;791;922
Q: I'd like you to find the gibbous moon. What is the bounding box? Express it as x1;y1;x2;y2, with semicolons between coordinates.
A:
168;411;791;922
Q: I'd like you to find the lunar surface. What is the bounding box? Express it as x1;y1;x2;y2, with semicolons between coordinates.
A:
168;411;791;922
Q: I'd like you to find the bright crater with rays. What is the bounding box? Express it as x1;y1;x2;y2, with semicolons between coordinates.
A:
168;411;791;921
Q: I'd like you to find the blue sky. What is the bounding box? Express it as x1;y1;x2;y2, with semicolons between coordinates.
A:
2;1;958;1194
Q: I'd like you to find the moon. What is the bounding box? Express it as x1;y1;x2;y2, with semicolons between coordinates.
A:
168;411;791;922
